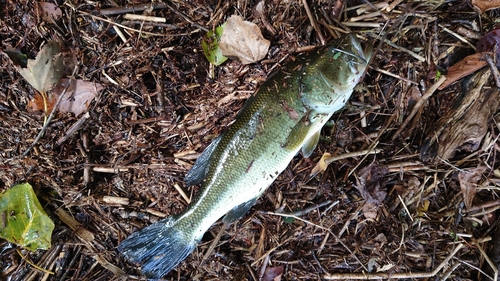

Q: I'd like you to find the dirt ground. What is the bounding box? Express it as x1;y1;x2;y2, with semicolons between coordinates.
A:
1;0;500;280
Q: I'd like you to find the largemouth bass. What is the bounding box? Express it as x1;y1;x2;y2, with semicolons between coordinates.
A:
118;33;372;279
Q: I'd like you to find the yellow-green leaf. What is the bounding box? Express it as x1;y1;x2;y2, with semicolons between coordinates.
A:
10;41;64;93
202;24;228;66
0;183;54;251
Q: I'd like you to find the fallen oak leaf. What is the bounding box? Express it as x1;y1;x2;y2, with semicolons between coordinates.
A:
219;15;270;64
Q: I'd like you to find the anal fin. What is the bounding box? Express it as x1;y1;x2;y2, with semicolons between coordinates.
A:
301;130;320;158
223;198;258;224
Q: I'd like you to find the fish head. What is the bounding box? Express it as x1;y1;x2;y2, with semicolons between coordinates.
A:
320;33;372;89
298;34;372;114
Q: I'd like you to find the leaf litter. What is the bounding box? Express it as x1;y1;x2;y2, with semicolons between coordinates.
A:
1;1;500;280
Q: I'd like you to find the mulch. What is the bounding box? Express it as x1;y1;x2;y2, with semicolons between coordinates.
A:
1;0;500;280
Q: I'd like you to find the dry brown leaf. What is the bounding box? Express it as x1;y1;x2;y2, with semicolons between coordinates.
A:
262;266;284;281
458;166;487;210
54;78;103;116
438;52;488;90
28;78;103;116
38;2;62;24
355;164;388;220
471;0;500;12
219;15;270;64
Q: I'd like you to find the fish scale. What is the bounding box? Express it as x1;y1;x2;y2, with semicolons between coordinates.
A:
118;33;372;280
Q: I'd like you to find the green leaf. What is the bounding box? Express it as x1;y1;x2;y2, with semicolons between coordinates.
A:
202;24;228;66
11;41;64;93
0;183;54;251
4;48;28;68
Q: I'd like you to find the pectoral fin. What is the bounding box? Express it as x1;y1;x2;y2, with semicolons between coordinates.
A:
223;198;258;224
184;135;222;186
283;117;314;152
301;130;320;158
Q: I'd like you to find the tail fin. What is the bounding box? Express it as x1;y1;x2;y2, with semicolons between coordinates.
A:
118;217;196;280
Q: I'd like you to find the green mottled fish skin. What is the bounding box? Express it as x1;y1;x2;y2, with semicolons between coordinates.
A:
118;33;372;280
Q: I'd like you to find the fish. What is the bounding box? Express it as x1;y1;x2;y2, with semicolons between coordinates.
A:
118;33;372;279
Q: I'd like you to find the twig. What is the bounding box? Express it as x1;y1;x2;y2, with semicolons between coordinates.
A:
16;248;54;275
66;4;190;37
100;3;168;16
391;75;447;141
383;38;426;62
56;111;90;146
23;83;71;156
265;211;368;271
484;53;500;88
371;66;418;85
302;0;326;45
200;223;226;266
323;243;464;279
439;24;476;50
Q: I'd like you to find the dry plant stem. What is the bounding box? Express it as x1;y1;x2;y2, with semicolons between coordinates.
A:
473;239;498;281
66;4;185;37
383;38;425;62
484;54;500;88
302;0;326;45
371;67;418;85
245;262;258;281
174;183;191;204
100;3;168;15
391;76;447;141
265;211;368;271
123;14;166;23
200;224;226;266
57;246;81;281
290;200;333;216
439;24;476;50
56;112;90;146
16;248;54;275
325;148;383;165
323;243;464;280
22;83;71;157
162;2;208;32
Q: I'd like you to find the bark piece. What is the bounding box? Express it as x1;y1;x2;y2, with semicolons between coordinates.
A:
420;68;500;162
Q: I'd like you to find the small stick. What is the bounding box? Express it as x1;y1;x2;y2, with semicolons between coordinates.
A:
200;223;226;265
123;14;166;23
323;243;464;279
23;82;71;156
56;111;90;146
100;3;168;16
383;38;426;62
484;53;500;88
371;66;418;85
302;0;326;45
66;4;184;37
439;24;476;50
391;76;447;141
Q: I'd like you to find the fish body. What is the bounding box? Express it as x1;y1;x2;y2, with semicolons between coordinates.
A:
118;33;372;279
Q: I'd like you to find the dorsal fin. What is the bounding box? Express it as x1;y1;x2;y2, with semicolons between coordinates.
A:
184;135;222;186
